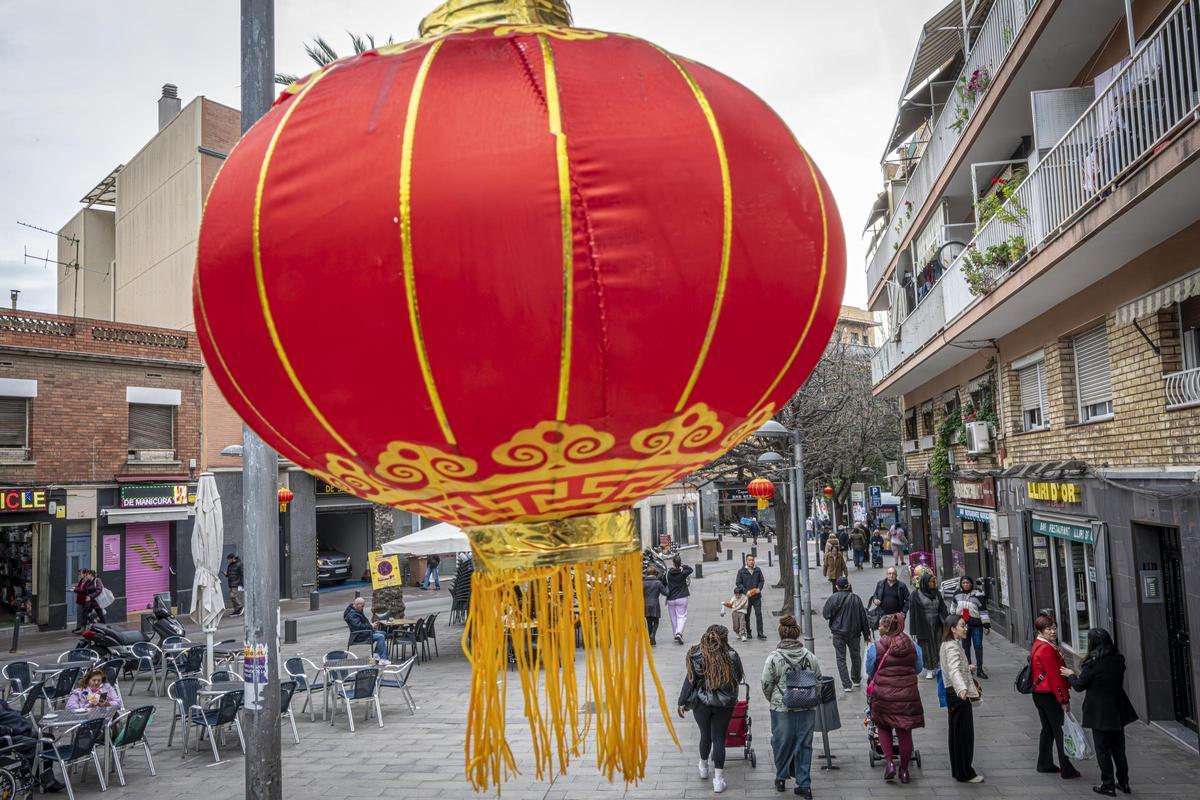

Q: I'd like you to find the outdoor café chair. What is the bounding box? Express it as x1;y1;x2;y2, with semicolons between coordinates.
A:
57;648;99;664
391;622;421;663
37;716;107;800
280;680;300;744
380;656;418;714
330;667;382;733
161;636;191;650
12;681;44;724
98;657;126;687
2;660;36;698
166;677;209;752
209;670;238;684
164;645;205;682
127;642;164;696
109;705;157;785
41;666;82;710
284;657;326;722
187;688;245;764
424;613;440;659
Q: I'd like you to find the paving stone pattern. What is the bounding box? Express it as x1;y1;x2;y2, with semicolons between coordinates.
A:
16;541;1199;799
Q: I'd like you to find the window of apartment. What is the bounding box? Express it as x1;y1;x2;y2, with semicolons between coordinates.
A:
904;408;918;440
967;373;992;414
1179;297;1200;371
1073;326;1114;421
920;400;935;436
851;332;860;345
0;398;29;451
128;403;174;452
942;389;961;442
650;505;667;541
1013;350;1048;432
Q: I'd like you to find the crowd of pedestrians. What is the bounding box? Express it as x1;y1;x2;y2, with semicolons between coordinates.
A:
647;525;1141;796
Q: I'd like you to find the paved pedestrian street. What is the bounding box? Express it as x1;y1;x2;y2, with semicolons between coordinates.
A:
14;540;1196;800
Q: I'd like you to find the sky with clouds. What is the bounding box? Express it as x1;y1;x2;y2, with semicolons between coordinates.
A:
0;0;943;314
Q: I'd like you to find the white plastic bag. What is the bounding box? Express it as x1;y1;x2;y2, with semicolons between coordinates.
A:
1062;712;1093;760
96;587;115;609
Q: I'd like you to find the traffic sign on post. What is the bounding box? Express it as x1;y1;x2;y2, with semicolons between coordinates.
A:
869;485;882;508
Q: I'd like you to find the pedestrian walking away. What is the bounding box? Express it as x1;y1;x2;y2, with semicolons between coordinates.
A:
909;571;947;678
761;614;821;798
822;576;870;692
643;567;668;646
420;552;441;590
224;552;244;616
888;523;908;566
666;556;693;644
939;614;983;783
865;613;925;785
1030;614;1081;779
849;524;868;570
951;576;990;678
721;587;749;641
677;625;745;794
871;567;910;616
735;555;767;640
821;538;848;589
1060;628;1138;795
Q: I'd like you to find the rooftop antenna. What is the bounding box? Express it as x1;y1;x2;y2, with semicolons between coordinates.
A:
16;220;109;318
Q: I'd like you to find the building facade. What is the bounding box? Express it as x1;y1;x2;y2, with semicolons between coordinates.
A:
0;310;203;629
868;0;1200;746
633;484;701;551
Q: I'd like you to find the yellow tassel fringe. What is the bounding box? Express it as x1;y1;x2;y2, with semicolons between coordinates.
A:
463;548;679;791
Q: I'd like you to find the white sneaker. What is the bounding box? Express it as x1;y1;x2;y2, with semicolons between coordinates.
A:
712;769;726;793
843;686;851;693
698;759;709;779
378;658;391;667
968;775;985;783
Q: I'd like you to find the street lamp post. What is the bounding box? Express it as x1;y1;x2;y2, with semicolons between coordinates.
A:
240;2;282;798
756;422;815;652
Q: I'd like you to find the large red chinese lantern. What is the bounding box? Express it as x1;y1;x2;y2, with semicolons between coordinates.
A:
746;477;775;510
194;0;845;789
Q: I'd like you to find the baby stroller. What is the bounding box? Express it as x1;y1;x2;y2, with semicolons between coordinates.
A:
870;542;884;568
725;683;757;768
863;697;922;769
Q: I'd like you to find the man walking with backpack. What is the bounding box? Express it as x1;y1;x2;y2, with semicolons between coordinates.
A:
822;576;871;692
761;615;822;798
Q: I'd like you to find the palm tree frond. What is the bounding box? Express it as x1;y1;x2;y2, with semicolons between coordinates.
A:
274;72;300;86
349;31;368;54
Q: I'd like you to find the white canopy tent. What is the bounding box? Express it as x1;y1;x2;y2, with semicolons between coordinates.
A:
382;522;470;557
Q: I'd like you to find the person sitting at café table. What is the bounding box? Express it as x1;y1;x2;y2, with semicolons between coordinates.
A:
343;597;391;665
65;668;124;712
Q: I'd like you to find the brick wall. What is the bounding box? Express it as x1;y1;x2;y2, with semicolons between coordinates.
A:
0;310;202;485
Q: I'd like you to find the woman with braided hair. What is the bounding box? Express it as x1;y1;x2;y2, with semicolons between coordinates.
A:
677;624;744;793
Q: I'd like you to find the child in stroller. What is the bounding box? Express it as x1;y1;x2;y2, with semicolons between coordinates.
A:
863;695;922;769
869;530;886;568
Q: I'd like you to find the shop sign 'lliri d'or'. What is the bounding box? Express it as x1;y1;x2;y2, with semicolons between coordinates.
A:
1026;481;1083;503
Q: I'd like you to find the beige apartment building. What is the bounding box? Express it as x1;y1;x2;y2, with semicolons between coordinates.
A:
835;304;878;348
866;0;1200;746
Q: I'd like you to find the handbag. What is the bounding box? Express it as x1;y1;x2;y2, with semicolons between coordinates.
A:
866;645;892;698
96;587;115;609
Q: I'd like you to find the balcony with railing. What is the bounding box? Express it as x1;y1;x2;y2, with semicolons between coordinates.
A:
866;0;1039;297
1165;366;1200;410
873;0;1200;387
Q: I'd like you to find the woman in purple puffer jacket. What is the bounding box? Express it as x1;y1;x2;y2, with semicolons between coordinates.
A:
865;612;925;784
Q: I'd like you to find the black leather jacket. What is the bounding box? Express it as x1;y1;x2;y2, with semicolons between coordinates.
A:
678;648;745;709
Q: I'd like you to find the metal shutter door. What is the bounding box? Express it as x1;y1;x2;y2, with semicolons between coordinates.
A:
0;398;26;447
125;522;170;615
1073;327;1112;409
128;404;173;450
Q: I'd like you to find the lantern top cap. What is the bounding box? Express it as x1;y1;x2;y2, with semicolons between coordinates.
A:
757;451;785;464
419;0;573;37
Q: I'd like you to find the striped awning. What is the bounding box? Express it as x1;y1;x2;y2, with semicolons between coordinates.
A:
1115;267;1200;326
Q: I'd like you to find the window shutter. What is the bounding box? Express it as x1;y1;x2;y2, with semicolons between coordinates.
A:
0;398;27;448
1073;327;1113;412
128;403;173;450
1018;362;1044;411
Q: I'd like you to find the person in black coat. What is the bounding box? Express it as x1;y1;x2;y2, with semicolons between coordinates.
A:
643;568;668;646
223;553;244;617
735;556;767;640
871;567;911;615
1060;628;1138;796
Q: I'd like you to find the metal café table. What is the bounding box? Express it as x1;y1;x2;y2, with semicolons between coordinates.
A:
320;659;378;719
37;706;118;785
376;618;421;662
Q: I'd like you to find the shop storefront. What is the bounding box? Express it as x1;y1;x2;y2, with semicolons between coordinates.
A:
951;475;1010;636
1028;511;1099;657
0;487;60;628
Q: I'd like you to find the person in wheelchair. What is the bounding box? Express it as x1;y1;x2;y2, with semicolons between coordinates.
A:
0;698;65;791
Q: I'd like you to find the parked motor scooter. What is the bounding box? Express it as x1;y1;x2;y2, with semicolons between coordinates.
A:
77;594;186;657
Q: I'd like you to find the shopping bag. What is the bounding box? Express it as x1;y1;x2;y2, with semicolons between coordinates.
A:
935;667;946;708
96;588;115;609
1062;712;1093;760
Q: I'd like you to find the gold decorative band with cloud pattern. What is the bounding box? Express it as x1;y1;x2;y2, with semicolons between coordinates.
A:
468;510;637;572
419;0;573;37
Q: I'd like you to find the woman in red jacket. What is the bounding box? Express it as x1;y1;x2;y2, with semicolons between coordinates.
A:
1030;615;1080;779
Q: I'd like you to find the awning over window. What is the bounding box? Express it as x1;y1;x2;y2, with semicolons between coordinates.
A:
882;61;958;157
1115;266;1200;326
863;191;889;233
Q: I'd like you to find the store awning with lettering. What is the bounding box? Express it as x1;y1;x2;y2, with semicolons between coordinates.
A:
956;505;994;523
1031;514;1094;544
1115;266;1200;326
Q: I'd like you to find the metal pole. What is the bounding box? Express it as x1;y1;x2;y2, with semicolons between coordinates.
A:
792;432;814;653
241;2;281;798
1123;0;1136;56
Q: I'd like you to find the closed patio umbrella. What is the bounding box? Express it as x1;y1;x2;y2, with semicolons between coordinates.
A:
190;472;226;675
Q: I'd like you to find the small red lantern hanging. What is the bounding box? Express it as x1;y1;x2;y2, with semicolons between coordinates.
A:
746;477;774;510
277;487;294;513
823;486;834;496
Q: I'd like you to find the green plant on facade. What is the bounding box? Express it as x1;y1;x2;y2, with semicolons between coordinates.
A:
962;234;1029;297
949;66;991;134
928;361;998;502
1002;24;1015;48
975;168;1029;229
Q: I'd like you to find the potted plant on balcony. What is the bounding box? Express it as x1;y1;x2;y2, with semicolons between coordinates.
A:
949;66;992;133
975;170;1028;229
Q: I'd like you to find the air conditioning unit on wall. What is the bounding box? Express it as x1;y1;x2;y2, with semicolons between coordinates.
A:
966;421;991;455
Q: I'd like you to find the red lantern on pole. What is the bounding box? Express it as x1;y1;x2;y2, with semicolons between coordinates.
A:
194;0;845;789
823;486;835;496
747;477;775;510
277;487;294;513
